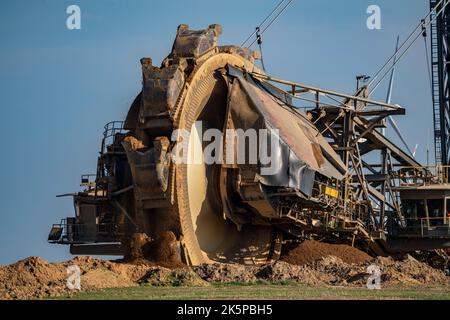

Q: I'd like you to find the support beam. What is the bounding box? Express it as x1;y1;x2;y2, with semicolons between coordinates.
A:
354;117;422;167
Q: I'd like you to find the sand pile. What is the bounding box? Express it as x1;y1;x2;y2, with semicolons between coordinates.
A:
1;241;448;299
257;255;449;286
281;240;373;265
0;256;151;300
374;256;448;285
0;257;67;300
139;267;208;287
256;261;325;285
192;263;257;283
0;256;210;299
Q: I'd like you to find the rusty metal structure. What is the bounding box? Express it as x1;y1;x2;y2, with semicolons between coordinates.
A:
48;24;450;266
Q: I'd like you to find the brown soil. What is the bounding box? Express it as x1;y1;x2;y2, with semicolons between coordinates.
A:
281;240;373;265
123;136;146;151
256;261;326;285
0;256;155;300
127;233;150;260
192;263;257;283
144;231;184;268
125;231;184;269
373;256;449;285
259;255;449;287
1;243;448;299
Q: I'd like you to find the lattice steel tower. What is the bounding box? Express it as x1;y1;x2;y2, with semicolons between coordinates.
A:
430;0;450;165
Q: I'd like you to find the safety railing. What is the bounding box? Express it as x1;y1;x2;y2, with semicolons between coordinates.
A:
48;219;81;244
80;174;96;188
394;165;450;187
100;121;126;155
48;218;118;244
392;216;450;238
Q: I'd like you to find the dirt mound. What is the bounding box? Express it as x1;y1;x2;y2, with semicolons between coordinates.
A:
306;256;366;286
374;256;448;285
0;252;448;299
192;264;257;283
281;240;373;265
0;256;150;300
265;255;449;287
256;261;325;285
80;269;135;290
139;266;208;287
278;241;447;287
138;267;172;286
0;257;67;300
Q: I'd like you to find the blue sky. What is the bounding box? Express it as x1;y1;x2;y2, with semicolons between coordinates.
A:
0;0;432;264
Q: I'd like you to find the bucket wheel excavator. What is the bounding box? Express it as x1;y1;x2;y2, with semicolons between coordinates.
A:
48;24;450;266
